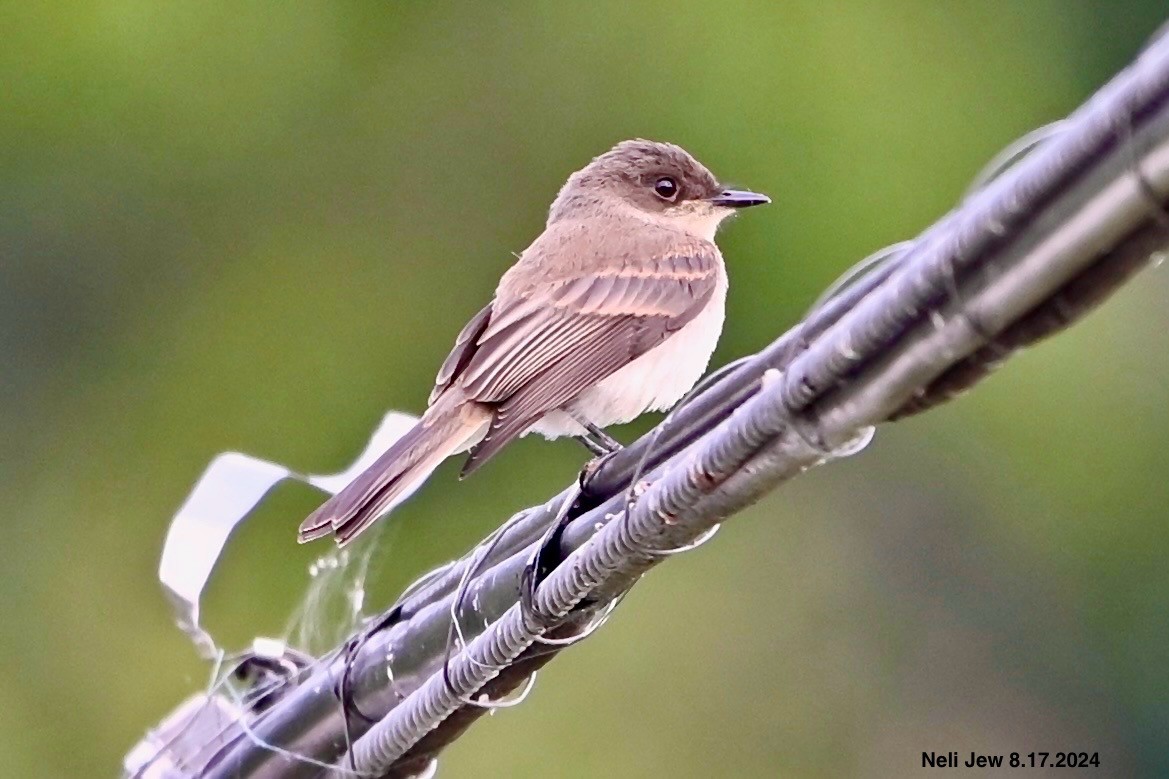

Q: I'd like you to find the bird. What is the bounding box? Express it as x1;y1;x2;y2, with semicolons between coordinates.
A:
298;139;769;545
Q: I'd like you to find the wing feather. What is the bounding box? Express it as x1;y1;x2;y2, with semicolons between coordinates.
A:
482;316;611;399
461;318;641;473
430;303;492;404
461;312;609;400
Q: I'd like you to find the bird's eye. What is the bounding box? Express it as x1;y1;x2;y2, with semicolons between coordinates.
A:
653;177;679;201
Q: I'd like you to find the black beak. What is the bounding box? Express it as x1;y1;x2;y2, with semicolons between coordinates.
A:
708;188;771;208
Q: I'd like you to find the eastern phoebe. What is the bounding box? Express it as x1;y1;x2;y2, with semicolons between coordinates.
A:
299;139;769;545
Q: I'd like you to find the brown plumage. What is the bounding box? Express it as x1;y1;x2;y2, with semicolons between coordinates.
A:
299;139;768;545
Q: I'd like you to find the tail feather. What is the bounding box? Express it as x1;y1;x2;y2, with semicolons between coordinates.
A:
298;394;489;546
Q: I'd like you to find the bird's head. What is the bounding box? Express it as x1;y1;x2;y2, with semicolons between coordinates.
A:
549;139;769;239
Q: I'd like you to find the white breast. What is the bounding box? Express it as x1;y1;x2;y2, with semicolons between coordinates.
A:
527;264;728;439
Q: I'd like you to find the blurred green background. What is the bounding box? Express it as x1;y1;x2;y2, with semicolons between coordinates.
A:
4;2;1169;776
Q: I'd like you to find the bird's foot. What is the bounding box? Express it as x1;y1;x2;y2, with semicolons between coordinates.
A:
579;449;619;492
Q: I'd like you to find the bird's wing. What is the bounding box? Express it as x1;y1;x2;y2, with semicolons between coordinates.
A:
435;229;721;475
430;302;492;405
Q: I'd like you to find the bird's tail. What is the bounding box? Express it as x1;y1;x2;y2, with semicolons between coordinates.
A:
298;392;490;546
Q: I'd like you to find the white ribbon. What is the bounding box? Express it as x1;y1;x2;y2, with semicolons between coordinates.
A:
158;411;420;658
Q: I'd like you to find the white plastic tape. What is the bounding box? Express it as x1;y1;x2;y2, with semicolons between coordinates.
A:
158;411;420;658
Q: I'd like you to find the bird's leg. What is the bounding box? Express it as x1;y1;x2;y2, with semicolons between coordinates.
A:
584;423;623;452
575;432;615;456
569;412;623;455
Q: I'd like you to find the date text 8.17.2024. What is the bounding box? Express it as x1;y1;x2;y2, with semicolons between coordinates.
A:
923;751;1101;768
